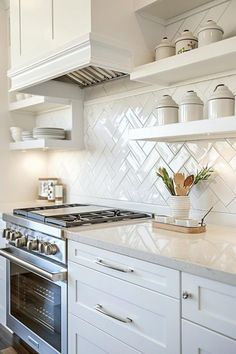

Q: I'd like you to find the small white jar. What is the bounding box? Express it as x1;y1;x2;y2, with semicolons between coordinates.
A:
157;95;178;125
175;30;198;55
208;84;234;119
198;20;224;47
155;37;175;61
179;91;203;123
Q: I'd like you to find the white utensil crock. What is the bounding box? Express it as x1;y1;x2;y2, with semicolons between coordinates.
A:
198;20;224;47
169;196;190;219
179;90;203;122
157;95;178;125
208;84;234;119
155;37;175;61
175;30;198;54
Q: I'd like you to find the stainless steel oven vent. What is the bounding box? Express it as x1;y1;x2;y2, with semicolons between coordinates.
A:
55;65;128;88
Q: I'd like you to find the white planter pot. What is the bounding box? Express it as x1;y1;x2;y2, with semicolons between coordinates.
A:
169;196;191;219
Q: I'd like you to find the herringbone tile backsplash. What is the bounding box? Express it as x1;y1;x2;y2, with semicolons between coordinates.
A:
37;0;236;222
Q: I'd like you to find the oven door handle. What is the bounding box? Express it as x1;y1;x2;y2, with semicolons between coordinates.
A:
0;248;67;282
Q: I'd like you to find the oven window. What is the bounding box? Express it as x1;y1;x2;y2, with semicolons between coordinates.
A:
10;263;61;352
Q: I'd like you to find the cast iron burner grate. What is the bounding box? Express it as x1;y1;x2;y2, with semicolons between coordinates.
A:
45;210;151;227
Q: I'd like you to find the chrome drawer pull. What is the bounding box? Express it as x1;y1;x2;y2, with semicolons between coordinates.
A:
95;304;132;323
95;258;134;273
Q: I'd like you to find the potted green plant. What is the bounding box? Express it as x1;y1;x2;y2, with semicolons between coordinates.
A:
157;166;213;218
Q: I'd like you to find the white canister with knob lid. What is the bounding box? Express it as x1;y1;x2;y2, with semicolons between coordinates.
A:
175;30;198;55
179;91;203;123
156;95;178;125
198;20;224;47
155;37;175;61
208;84;234;119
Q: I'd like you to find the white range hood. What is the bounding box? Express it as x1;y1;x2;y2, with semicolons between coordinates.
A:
8;32;132;92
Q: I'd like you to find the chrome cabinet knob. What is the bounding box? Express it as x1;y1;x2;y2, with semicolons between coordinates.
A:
44;243;58;255
15;236;27;248
27;239;38;251
182;291;192;300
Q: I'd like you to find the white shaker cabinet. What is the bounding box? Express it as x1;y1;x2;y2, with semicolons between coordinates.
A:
182;320;236;354
68;241;180;354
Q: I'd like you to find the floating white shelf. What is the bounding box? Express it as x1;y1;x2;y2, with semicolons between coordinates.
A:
129;116;236;142
9;139;81;151
9;95;70;113
131;36;236;86
134;0;213;21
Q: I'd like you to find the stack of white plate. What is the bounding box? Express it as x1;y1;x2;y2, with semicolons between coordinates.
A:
22;131;34;141
33;127;66;140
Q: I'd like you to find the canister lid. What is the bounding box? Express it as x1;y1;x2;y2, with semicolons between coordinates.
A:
175;30;198;44
157;95;178;108
155;37;175;50
208;84;234;101
180;90;203;105
198;20;224;35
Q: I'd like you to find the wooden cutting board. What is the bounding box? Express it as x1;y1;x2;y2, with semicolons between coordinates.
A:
153;221;206;234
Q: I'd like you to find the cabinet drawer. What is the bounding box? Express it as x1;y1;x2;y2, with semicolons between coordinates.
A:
182;320;236;354
182;273;236;339
68;314;142;354
68;241;180;298
69;261;180;354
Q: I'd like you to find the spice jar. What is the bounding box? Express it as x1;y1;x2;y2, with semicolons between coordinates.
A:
157;95;178;125
155;37;175;61
175;30;198;54
208;84;234;119
179;91;203;123
198;20;224;47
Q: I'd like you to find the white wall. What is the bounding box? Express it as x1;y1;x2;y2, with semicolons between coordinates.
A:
0;3;47;203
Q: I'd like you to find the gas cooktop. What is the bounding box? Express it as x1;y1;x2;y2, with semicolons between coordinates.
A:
13;204;151;228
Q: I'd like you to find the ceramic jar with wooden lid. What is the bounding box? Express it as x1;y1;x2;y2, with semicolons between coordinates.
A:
155;37;175;60
157;95;178;125
179;90;203;122
198;20;224;47
208;84;234;119
175;30;198;54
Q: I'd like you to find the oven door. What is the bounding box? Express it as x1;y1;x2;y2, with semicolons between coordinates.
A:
0;247;67;354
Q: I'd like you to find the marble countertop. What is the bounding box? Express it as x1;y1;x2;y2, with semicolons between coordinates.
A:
66;220;236;286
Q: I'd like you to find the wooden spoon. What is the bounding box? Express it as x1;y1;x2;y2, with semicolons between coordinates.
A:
184;175;194;188
173;173;185;187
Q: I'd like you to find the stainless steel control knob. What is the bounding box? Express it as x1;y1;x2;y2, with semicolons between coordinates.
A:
38;241;50;253
182;291;192;300
44;243;58;255
10;231;22;241
2;228;11;238
27;239;38;251
15;236;27;248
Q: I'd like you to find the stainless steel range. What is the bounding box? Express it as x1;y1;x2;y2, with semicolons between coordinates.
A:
0;204;151;354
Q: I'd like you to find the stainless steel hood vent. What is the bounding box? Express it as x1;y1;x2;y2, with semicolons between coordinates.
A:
56;65;128;88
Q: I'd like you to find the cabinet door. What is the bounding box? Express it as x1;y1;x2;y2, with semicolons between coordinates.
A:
182;320;236;354
69;314;142;354
69;261;180;354
182;273;236;339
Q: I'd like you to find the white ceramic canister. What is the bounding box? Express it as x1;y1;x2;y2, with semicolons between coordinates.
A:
208;84;234;119
155;37;175;61
179;90;203;123
198;20;224;47
175;30;198;54
157;95;178;125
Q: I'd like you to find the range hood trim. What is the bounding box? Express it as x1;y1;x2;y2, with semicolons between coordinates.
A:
8;32;133;92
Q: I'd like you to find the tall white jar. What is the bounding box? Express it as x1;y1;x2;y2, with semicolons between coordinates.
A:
157;95;178;125
179;91;204;123
208;84;234;119
155;37;175;61
198;20;224;47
